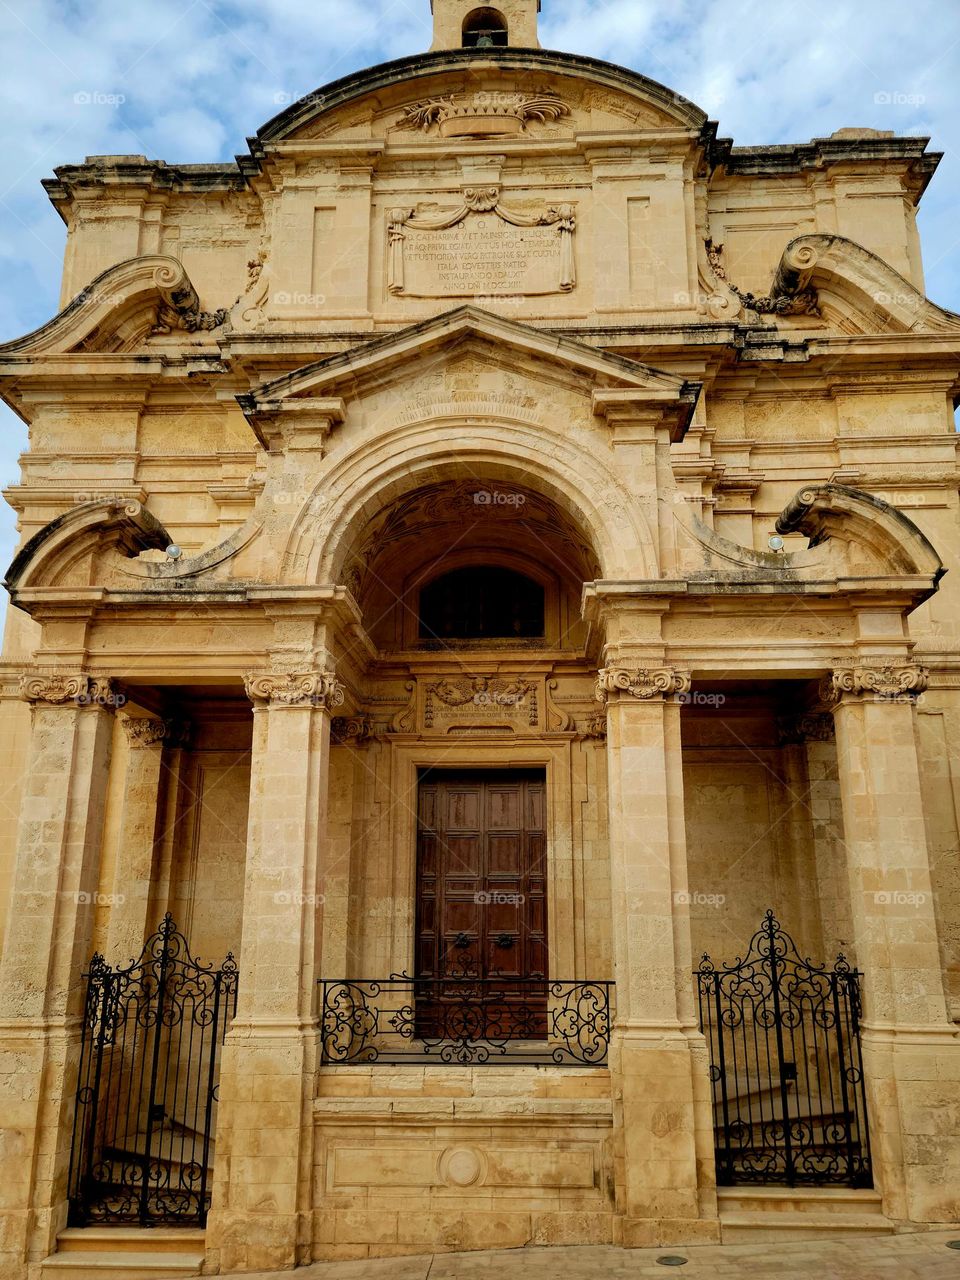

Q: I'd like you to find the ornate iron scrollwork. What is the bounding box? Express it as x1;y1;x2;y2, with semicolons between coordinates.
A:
696;910;871;1189
67;916;239;1226
319;973;613;1067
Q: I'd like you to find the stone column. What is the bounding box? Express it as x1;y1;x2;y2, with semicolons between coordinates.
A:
206;670;342;1274
0;674;118;1278
775;711;839;958
827;662;960;1224
598;666;719;1248
104;713;185;966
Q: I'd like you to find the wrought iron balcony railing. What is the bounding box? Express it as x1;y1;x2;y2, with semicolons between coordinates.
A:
319;974;613;1066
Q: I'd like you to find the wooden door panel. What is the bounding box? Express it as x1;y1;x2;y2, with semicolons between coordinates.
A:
487;834;523;877
416;770;548;1039
444;786;482;831
443;834;483;877
487;786;521;829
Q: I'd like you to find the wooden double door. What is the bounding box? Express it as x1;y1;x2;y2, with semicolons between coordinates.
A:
415;769;547;1038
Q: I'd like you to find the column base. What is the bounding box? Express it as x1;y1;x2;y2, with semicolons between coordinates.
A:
612;1027;718;1229
615;1216;722;1248
862;1025;960;1225
0;1025;76;1280
205;1028;316;1274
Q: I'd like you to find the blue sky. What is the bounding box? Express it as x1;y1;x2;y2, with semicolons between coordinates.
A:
1;0;959;627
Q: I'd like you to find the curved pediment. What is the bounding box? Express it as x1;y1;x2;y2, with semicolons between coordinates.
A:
675;482;944;606
771;234;960;336
243;48;711;162
0;256;227;357
4;499;170;593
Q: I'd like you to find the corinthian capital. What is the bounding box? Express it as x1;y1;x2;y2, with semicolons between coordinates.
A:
823;663;929;704
120;714;188;748
595;667;692;702
244;671;345;709
20;673;125;709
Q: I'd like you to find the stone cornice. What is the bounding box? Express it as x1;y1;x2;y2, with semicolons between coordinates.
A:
822;663;929;704
244;671;345;709
595;667;691;702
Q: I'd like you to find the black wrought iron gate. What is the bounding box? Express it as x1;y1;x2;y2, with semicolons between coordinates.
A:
696;911;871;1188
68;916;239;1226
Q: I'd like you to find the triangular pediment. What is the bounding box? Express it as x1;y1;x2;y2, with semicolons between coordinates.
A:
238;305;701;439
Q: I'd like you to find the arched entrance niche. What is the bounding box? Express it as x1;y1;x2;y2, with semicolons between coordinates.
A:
338;477;601;652
292;427;650;611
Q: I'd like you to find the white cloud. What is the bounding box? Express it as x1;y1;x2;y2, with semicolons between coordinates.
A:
1;0;959;631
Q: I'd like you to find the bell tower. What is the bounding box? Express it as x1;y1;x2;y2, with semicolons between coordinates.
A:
430;0;541;51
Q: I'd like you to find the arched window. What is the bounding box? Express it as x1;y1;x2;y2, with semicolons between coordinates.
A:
462;6;509;47
419;566;544;640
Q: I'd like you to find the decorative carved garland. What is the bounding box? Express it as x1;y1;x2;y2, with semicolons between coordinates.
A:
706;239;820;317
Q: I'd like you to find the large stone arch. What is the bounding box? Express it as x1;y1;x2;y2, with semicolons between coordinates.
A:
283;417;655;591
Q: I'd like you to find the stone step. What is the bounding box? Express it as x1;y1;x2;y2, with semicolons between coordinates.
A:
717;1186;886;1216
718;1187;895;1243
55;1228;205;1255
40;1251;203;1280
720;1213;897;1243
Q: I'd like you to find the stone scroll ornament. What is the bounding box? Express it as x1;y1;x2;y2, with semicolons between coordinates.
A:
823;663;929;703
387;187;577;295
243;672;345;709
19;673;125;708
595;668;692;702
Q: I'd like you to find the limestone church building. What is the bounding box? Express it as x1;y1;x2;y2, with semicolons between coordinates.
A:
1;1;960;1274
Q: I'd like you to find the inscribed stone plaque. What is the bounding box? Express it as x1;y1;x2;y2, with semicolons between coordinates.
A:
400;213;566;298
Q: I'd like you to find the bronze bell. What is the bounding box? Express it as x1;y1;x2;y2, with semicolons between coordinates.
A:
476;32;495;47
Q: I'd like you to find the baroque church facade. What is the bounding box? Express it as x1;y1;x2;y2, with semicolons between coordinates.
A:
1;0;959;1272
